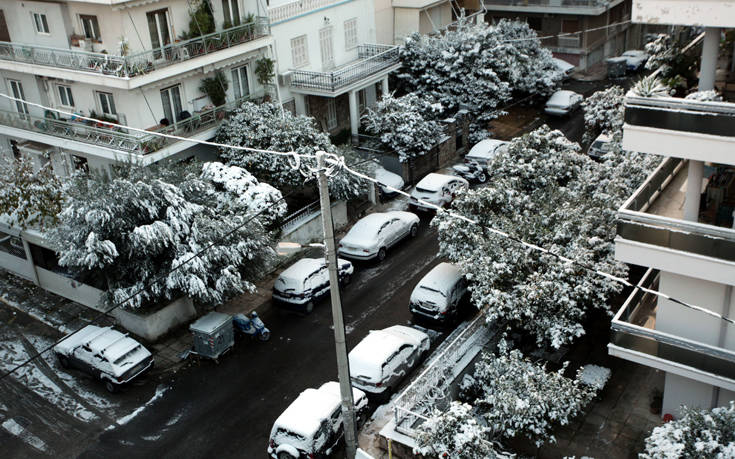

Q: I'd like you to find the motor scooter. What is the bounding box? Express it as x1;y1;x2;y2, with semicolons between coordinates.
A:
233;312;271;341
452;160;487;184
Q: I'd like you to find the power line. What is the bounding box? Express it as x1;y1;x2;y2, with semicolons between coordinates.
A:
0;191;292;382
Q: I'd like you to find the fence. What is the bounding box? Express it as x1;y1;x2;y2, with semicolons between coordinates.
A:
279;201;320;230
268;0;343;24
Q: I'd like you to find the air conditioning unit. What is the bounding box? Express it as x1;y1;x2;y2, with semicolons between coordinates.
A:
278;72;291;86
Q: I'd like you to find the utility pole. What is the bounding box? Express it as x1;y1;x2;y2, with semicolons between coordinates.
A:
315;151;358;458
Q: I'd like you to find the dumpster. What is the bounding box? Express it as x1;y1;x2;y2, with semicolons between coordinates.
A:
606;57;627;78
189;312;234;360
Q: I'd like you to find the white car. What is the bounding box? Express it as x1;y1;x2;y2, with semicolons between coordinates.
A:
272;258;354;313
267;382;368;459
587;133;613;159
464;139;509;170
552;57;576;80
348;325;430;398
338;211;419;261
409;173;469;211
53;325;153;393
544;90;583;116
409;262;468;324
374;166;405;198
621;50;649;72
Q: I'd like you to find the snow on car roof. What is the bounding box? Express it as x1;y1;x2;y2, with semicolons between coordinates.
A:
466;139;508;160
374;167;404;190
273;388;339;438
87;328;128;355
343;213;392;239
349;325;428;381
622;50;646;56
278;258;324;288
103;337;141;363
318;381;367;405
552;57;575;71
415;173;455;192
547;90;579;106
415;263;463;296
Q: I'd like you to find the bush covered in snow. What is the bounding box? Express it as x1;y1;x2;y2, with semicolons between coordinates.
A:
0;155;65;229
361;92;445;162
216;102;369;201
49;161;285;309
641;402;735;459
644;32;699;94
582;85;625;143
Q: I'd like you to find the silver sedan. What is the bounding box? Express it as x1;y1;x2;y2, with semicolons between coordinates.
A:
337;211;420;261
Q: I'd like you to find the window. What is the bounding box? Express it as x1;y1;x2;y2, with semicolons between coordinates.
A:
160;85;183;123
304;96;311;116
57;85;74;107
319;27;334;70
221;0;240;26
326;99;337;130
96;91;117;117
146;9;171;59
33;13;49;34
344;18;358;50
231;65;250;100
80;15;100;40
291;35;308;68
9;80;28;119
526;17;542;31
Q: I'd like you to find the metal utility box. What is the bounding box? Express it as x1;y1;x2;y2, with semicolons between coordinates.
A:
606;57;627;78
189;312;234;360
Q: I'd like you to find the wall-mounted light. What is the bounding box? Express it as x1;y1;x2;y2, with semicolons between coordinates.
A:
323;16;330;25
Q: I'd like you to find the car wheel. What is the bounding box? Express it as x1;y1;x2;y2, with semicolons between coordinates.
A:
305;300;315;314
104;380;118;393
258;330;271;342
278;453;295;459
410;224;418;237
342;273;351;285
57;354;70;369
478;173;487;183
377;247;387;262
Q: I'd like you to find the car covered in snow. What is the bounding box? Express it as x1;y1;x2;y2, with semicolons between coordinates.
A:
620;49;649;72
409;262;468;324
53;325;153;393
544;90;583;116
587;133;613;159
464;139;509;170
374;166;405;199
337;211;419;262
552;57;576;80
272;258;354;313
348;325;430;398
408;173;469;211
267;382;368;459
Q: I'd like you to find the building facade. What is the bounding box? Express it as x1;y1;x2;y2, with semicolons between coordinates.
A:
608;0;735;418
374;0;455;44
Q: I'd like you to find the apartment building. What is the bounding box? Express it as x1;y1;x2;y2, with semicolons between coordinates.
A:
374;0;455;44
0;0;274;176
608;1;735;418
268;0;400;140
476;0;637;70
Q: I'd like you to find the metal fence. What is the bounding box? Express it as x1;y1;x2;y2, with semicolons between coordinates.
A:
279;201;321;230
289;44;399;93
0;18;270;78
268;0;341;23
484;0;606;7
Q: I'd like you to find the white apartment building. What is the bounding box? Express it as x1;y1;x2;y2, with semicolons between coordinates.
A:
374;0;454;44
608;1;735;418
0;0;275;176
267;0;400;140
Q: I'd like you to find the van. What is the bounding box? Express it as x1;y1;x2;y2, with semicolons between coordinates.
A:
409;262;468;324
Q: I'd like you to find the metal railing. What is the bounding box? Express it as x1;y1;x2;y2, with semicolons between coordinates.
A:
0;18;270;78
289;44;399;93
617;157;735;263
0;95;253;154
483;0;608;7
268;0;344;24
279;201;320;230
611;268;735;382
625;93;735;138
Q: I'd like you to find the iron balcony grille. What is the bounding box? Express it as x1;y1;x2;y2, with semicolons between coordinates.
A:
289;44;399;93
0;18;270;78
483;0;609;7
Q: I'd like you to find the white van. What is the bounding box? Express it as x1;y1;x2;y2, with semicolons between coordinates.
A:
464;139;509;170
409;262;468;324
409;173;468;212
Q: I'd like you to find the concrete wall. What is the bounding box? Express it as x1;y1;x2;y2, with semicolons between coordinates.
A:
112;297;197;342
281;200;348;245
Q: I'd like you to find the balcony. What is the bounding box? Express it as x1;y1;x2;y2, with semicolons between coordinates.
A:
0;18;270;88
482;0;623;15
0;95;253;157
609;268;735;391
288;44;400;96
268;0;346;25
631;0;735;28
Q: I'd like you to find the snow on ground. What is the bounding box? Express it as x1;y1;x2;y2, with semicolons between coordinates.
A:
0;336;97;422
2;418;49;452
111;384;170;428
0;292;74;335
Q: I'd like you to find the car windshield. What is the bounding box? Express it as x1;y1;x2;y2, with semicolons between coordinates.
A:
419;286;446;297
415;187;438;194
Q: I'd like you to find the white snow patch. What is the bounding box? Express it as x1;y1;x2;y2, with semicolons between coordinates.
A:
0;295;74;334
113;385;170;427
2;418;48;452
165;411;184;427
142;434;161;441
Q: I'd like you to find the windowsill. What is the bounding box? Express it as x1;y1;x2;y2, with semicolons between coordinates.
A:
292;62;310;69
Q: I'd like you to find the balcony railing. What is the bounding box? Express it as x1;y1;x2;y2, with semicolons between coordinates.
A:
0;95;253;155
617;157;735;263
610;268;735;383
289;44;399;94
0;18;270;78
268;0;342;24
484;0;608;8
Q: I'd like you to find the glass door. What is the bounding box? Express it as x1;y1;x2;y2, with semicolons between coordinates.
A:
147;9;171;60
160;85;183;124
319;27;334;71
9;80;28;120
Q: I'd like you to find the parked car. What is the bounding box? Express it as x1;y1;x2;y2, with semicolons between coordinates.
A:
587;133;613;159
348;325;430;399
267;382;368;459
621;50;649;72
53;325;153;393
409;262;468;324
374;166;405;199
544;90;583;116
337;211;420;262
552;57;576;80
409;173;469;211
273;258;354;313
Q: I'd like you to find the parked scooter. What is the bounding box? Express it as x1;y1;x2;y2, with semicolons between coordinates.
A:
452;161;487;184
233;312;271;341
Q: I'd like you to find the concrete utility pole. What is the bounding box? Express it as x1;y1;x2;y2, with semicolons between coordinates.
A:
315;151;358;458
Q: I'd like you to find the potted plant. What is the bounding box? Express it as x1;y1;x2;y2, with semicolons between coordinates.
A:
199;70;228;107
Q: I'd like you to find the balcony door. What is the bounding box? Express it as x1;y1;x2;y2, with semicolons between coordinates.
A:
319;27;334;71
222;0;241;27
231;65;250;101
160;85;183;124
9;80;28;119
147;9;171;60
0;10;10;42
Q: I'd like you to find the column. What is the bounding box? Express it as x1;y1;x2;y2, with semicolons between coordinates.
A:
699;27;721;91
684;160;704;222
381;76;389;99
348;90;359;140
294;94;307;115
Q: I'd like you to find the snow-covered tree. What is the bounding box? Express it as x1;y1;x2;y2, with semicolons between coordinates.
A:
361;92;445;162
216;102;368;201
49;161;285;309
641;403;735;459
644;32;699;94
582;85;625;143
0;155;65;229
